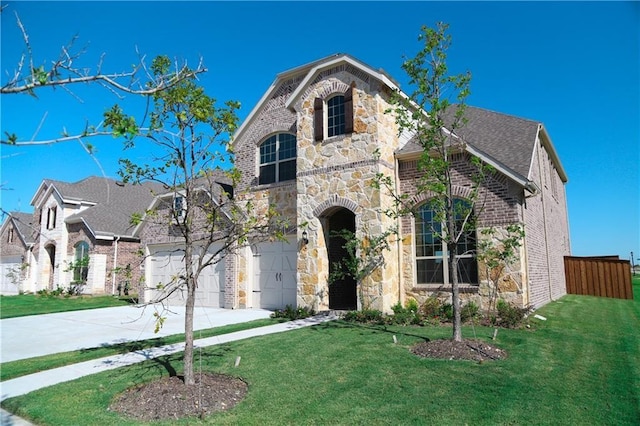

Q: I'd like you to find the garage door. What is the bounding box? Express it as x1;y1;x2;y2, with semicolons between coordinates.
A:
1;256;23;294
149;246;225;308
253;238;297;310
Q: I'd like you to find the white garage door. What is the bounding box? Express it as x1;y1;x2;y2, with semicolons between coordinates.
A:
149;246;225;308
1;256;22;294
253;238;297;310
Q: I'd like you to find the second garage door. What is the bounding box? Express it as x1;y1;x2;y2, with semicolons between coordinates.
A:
253;238;297;310
149;245;225;308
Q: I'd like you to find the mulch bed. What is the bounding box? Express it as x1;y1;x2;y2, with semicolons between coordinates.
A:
109;373;247;421
411;338;507;362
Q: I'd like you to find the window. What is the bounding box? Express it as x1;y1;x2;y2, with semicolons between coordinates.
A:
46;207;57;230
173;195;186;219
73;241;90;282
314;86;354;141
415;199;478;285
258;133;297;185
327;95;345;137
8;228;14;243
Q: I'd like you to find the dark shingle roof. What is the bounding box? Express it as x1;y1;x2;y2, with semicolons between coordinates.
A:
55;177;165;238
8;212;36;245
396;105;541;182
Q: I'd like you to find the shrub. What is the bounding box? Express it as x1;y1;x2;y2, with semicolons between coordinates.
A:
342;309;385;324
496;299;531;328
461;301;480;323
270;305;316;320
388;301;421;325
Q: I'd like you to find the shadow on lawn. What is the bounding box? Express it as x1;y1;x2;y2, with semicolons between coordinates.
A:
309;319;431;342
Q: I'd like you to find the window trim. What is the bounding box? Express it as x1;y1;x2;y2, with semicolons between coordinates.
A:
257;133;297;185
414;199;478;286
313;86;354;142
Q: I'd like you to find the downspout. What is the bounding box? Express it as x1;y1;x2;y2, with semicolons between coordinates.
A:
111;236;120;295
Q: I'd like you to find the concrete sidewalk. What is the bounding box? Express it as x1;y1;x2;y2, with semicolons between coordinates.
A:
1;305;273;363
0;312;338;402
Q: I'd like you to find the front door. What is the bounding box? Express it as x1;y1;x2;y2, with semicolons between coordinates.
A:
327;208;357;310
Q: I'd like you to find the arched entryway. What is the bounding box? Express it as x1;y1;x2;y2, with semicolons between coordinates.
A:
44;244;56;289
324;208;357;310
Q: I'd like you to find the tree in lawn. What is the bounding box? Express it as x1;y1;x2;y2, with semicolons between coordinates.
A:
1;10;205;147
388;23;489;342
106;56;284;386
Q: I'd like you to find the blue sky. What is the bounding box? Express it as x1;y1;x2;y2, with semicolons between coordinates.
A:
1;1;638;259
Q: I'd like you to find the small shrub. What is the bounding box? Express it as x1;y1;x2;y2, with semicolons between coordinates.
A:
270;305;316;320
496;299;531;328
439;303;453;321
420;296;443;319
343;309;385;324
388;301;422;325
461;301;480;323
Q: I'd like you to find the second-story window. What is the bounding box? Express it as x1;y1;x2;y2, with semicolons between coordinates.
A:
258;133;296;185
46;207;57;230
327;95;345;137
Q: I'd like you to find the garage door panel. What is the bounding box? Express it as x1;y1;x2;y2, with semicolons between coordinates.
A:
149;246;224;308
254;238;297;310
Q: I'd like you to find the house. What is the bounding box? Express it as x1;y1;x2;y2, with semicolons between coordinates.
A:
224;53;570;312
0;212;35;294
1;177;163;295
6;53;570;314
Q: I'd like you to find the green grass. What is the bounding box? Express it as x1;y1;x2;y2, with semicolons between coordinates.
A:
3;279;639;425
0;318;281;381
0;294;135;319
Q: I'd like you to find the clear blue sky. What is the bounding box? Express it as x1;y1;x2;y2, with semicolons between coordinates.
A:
1;1;638;259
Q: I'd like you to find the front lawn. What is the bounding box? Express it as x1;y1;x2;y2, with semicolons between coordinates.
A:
3;280;639;425
0;294;135;319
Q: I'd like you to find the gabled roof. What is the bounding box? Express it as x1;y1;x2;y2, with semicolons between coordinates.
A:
31;177;165;240
396;105;568;186
1;211;36;247
232;53;400;145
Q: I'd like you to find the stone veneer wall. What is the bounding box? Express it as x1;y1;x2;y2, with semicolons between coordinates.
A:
293;71;401;312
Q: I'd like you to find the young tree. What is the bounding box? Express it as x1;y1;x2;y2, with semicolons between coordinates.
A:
105;56;284;386
388;23;488;342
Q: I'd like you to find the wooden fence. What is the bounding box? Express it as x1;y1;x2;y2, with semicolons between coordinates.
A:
564;256;634;300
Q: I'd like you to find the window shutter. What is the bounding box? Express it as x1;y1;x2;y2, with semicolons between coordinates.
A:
344;87;354;134
314;97;323;141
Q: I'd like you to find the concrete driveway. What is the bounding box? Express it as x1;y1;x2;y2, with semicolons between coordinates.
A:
0;305;273;363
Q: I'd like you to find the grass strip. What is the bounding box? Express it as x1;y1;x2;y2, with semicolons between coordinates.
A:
0;294;135;319
0;318;281;381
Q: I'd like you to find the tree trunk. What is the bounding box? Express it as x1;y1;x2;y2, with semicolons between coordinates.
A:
451;253;462;342
183;244;196;386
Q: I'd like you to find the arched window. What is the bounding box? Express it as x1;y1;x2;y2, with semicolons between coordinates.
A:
415;199;478;285
327;95;345;137
258;133;296;185
73;241;90;282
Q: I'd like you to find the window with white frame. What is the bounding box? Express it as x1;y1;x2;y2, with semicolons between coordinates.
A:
46;206;57;230
327;95;346;137
173;195;186;219
415;199;478;285
73;241;90;282
313;86;354;141
258;133;296;185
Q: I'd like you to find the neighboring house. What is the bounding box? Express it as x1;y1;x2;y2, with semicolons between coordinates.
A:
0;212;36;294
226;53;570;312
4;177;163;295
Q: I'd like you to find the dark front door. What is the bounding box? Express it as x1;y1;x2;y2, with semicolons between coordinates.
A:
327;208;357;310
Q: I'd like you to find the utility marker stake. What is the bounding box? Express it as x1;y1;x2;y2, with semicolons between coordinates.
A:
492;328;498;340
393;335;397;344
235;356;241;367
